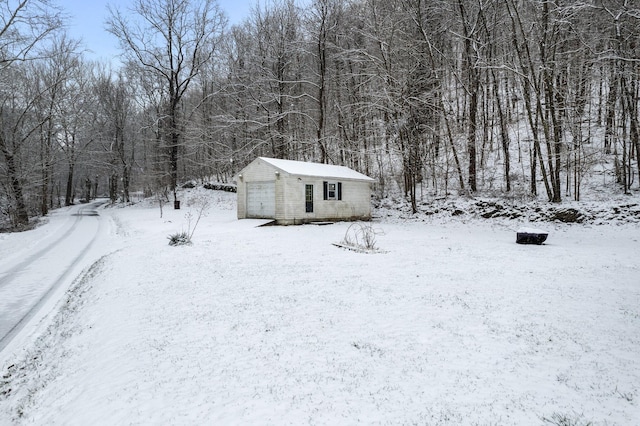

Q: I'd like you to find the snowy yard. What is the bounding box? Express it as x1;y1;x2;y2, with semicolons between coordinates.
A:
1;190;639;425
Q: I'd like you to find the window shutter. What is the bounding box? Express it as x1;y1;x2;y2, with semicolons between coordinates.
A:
323;181;328;200
337;182;342;200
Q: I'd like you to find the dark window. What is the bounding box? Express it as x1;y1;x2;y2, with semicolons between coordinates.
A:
328;183;336;199
305;184;313;213
323;181;342;200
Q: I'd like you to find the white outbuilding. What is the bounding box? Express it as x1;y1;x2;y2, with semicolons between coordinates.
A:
235;157;375;225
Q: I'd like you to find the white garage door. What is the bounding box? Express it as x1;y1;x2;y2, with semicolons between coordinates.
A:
246;181;276;218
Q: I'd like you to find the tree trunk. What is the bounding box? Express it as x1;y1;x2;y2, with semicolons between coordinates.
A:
491;70;511;192
109;173;119;202
3;149;30;226
623;76;639;191
467;79;479;192
457;0;479;193
316;2;328;163
40;138;51;216
605;70;618;155
65;163;75;206
170;127;179;203
123;165;131;202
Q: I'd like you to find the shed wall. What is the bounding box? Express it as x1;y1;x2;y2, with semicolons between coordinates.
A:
237;158;372;224
279;176;371;225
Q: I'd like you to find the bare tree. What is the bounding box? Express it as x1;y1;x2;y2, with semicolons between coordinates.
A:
0;0;62;68
155;0;639;205
31;35;82;214
0;0;63;226
94;68;136;203
107;0;226;207
598;0;640;194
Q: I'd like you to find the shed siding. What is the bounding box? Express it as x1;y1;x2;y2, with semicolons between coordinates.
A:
278;176;371;225
236;157;372;224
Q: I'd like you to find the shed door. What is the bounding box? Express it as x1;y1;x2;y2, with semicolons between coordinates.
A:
246;181;276;218
305;184;313;213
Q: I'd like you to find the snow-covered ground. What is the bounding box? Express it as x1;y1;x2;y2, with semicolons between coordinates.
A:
0;201;111;351
1;189;639;425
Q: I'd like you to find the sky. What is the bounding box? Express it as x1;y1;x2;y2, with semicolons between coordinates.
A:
62;0;254;62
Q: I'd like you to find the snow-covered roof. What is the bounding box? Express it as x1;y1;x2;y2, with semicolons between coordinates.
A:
258;157;374;181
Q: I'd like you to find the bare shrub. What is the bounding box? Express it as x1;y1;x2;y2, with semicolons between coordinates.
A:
341;223;384;252
168;231;191;246
168;193;210;246
541;412;593;426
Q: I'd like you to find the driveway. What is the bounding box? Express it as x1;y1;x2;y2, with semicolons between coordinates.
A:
0;200;109;352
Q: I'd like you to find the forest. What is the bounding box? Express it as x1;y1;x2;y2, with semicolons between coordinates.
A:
1;0;639;229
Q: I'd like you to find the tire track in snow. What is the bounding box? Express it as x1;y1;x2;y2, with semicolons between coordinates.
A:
0;213;83;290
0;201;107;352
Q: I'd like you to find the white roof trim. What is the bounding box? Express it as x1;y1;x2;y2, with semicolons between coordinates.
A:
258;157;374;181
